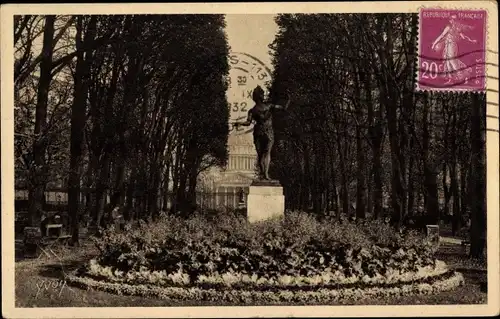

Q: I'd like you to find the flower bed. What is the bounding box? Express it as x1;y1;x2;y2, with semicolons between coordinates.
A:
92;212;437;278
65;268;465;303
79;258;451;290
68;212;464;302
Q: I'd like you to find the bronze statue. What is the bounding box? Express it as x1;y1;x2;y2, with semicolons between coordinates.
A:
233;86;290;180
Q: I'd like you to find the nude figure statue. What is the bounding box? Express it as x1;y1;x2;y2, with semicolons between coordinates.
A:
233;86;291;180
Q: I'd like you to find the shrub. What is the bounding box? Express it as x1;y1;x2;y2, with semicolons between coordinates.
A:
89;211;435;282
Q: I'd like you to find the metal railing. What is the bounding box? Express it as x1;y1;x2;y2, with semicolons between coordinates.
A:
14;189;248;212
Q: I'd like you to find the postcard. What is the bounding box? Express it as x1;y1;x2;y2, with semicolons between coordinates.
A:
1;1;498;318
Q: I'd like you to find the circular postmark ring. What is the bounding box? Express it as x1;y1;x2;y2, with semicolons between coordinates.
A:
228;52;273;136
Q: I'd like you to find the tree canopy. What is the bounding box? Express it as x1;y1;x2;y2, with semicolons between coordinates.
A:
268;13;486;258
15;14;231;241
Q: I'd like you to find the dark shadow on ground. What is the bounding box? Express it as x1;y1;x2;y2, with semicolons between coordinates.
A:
37;260;84;280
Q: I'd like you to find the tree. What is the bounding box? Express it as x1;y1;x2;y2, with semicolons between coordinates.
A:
15;13;487;252
469;93;486;258
27;15;56;226
268;12;487;243
67;16;97;245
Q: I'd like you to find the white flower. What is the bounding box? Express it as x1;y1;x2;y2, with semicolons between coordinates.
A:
277;275;293;285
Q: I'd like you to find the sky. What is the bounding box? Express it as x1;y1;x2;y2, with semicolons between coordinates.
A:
224;14;278;72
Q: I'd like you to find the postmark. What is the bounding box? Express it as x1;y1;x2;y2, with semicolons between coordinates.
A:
417;8;487;92
227;52;272;137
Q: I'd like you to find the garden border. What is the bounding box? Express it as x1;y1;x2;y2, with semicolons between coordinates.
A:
65;269;465;303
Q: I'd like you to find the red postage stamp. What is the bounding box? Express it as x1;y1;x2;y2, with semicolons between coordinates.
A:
417;8;487;92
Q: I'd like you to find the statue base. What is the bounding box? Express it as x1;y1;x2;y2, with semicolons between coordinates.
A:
247;179;284;223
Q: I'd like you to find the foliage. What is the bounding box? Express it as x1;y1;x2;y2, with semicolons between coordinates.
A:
89;212;436;283
14;14;231;230
268;12;486;250
14;13;486;256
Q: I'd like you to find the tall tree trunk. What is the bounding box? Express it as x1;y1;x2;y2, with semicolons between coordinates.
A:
399;118;408;222
147;161;161;218
123;175;135;221
28;15;55;226
109;153;126;211
329;149;340;218
176;167;188;215
186;159;199;214
68;16;96;245
450;111;461;235
384;97;404;226
110;52;140;214
336;134;350;217
94;158;110;229
407;99;418;218
301;144;312;211
312;137;323;215
162;160;171;211
170;143;182;214
333;184;340;219
407;154;415;217
451;162;461;235
400;14;418;222
460;165;468;219
424;166;440;225
85;154;96;222
372;125;383;219
378;59;404;226
422;95;439;225
442;162;451;220
91;45;120;230
355;126;366;218
469;94;486;259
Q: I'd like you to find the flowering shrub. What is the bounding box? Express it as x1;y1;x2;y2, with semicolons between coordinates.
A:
87;211;435;285
70;212;464;303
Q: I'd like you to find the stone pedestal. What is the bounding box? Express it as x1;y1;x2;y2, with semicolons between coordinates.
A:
247;180;285;223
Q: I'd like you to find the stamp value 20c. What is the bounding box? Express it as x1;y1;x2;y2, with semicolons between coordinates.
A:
417;8;487;92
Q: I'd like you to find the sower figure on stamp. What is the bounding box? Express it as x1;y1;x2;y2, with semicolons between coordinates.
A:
233;85;291;180
431;15;477;84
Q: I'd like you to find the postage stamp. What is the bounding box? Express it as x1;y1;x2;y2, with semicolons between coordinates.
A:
417;8;487;92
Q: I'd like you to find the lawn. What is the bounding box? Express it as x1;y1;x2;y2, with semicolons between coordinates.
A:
14;232;487;307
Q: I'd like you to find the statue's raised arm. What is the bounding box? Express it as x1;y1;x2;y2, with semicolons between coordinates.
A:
233;109;253;128
271;92;291;110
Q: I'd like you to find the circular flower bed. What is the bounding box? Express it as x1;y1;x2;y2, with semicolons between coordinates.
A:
67;212;465;303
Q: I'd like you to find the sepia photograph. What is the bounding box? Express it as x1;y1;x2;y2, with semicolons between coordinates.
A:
1;1;499;318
